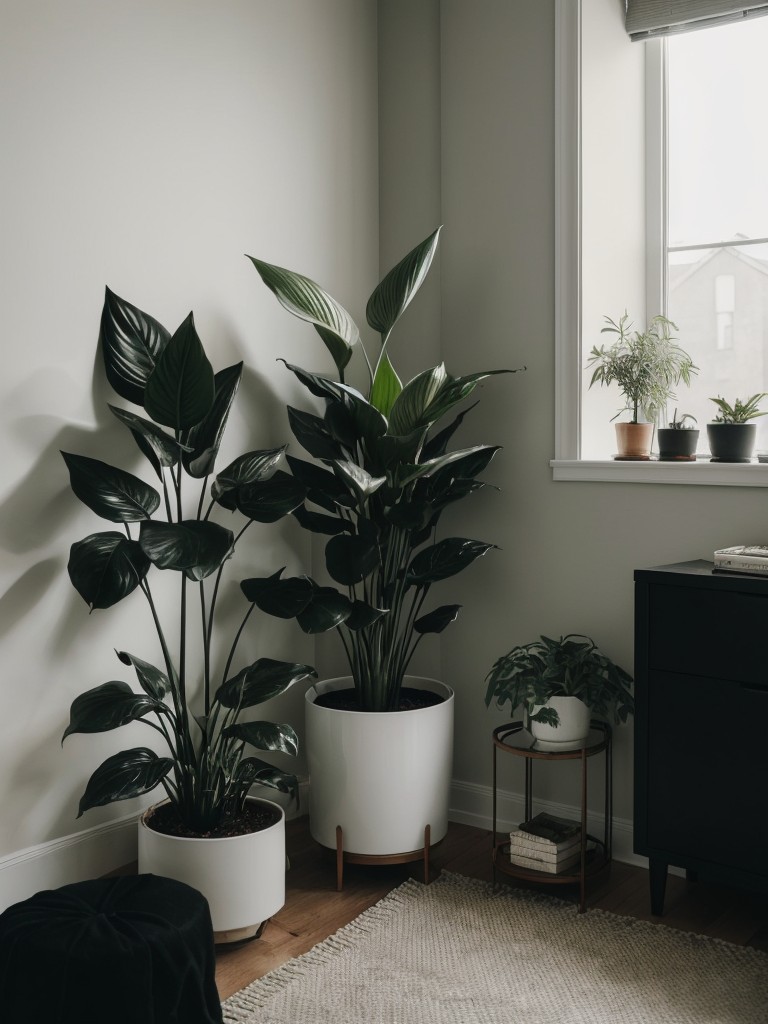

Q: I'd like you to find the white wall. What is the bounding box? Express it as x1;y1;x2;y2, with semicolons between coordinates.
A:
0;0;378;890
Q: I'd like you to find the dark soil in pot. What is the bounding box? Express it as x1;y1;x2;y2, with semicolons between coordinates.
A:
145;800;281;839
314;686;444;713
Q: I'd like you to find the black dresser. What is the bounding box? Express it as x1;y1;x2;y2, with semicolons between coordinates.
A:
634;560;768;915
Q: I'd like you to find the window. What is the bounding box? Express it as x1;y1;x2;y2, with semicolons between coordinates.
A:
553;0;768;484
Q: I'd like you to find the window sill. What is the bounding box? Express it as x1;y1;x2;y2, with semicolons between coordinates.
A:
550;459;768;486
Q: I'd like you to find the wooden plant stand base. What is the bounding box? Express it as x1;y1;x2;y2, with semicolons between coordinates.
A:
334;824;434;891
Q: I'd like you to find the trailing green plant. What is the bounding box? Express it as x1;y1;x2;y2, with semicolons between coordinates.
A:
244;227;523;712
587;312;697;423
484;634;634;727
709;394;768;424
61;289;317;833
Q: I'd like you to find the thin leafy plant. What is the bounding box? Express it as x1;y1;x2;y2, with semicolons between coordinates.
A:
62;289;316;833
244;227;524;712
709;394;768;424
484;634;634;727
587;312;697;423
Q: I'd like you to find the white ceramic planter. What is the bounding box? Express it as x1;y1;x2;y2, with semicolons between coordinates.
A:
138;796;285;940
530;695;591;746
305;676;454;856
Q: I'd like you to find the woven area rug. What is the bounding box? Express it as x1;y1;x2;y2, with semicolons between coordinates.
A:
222;872;768;1024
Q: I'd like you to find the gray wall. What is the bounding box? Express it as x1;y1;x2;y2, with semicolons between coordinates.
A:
0;0;378;862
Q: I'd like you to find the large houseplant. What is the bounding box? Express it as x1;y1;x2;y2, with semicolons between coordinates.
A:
61;288;315;936
484;633;634;745
245;227;521;870
587;312;697;459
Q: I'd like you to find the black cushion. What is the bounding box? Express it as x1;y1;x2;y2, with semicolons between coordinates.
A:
0;873;223;1024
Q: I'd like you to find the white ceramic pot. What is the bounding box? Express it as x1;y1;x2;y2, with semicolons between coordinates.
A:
138;796;285;940
305;676;454;856
529;695;591;746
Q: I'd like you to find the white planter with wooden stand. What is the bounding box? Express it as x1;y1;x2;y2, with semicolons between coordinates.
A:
138;796;286;943
305;676;454;887
529;695;591;746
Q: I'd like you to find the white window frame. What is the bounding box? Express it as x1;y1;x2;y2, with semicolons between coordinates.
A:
551;0;768;486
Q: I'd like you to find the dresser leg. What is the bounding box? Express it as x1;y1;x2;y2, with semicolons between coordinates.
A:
649;858;668;916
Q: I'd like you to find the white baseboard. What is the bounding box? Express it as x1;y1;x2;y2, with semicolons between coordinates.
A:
1;777;651;913
449;777;649;870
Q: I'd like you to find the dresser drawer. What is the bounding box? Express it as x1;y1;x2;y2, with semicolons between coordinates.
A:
648;583;768;685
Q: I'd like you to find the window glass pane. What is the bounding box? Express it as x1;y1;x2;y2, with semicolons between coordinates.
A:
667;245;768;454
668;19;768;245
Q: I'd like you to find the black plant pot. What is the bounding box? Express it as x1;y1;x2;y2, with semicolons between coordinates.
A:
706;422;757;463
657;428;699;461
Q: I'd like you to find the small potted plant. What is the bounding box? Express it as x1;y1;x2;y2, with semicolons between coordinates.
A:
62;288;316;938
484;634;634;746
587;313;697;459
657;410;699;461
707;394;768;462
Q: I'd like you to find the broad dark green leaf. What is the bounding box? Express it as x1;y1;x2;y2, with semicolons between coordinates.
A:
68;532;150;610
212;446;286;505
100;287;170;406
332;385;388;442
388;364;448;436
235;471;306;523
366;227;441;337
248;257;359;378
285;455;347;514
414;604;462;635
423;368;520;428
240;570;313;618
291;505;349;535
139;520;234;580
282;362;359;404
346;600;388;630
331;460;386;504
234;757;298;800
63;681;159;741
182;362;243;478
222;721;299;757
215;658;316;710
407;538;497;586
421;403;477;460
385;500;429;531
116;651;172;700
77;747;173;816
109;405;185;477
325;532;380;585
62;452;160;523
144;313;215;430
288;407;345;461
295;585;353;634
370;352;403;417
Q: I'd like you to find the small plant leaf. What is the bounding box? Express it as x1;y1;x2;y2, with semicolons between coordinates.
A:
182;362;243;477
325;532;380;585
215;658;316;710
370;352;403;417
68;532;150;610
235;471;307;523
295;584;353;634
116;651;172;700
240;570;314;618
234;758;299;800
212;446;286;505
62;452;160;523
77;747;173;816
366;227;441;337
414;604;462;634
100;288;171;406
139;520;234;580
407;538;497;586
108;405;186;477
144;313;215;430
63;681;159;741
222;721;299;757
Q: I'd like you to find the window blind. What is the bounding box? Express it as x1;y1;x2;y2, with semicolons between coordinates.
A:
626;1;768;39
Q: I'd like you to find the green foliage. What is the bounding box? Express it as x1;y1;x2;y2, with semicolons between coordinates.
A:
709;393;768;424
668;410;697;429
62;288;316;833
248;229;524;712
587;312;697;424
484;634;634;726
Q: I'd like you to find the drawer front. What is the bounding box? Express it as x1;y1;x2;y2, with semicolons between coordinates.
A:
648;584;768;685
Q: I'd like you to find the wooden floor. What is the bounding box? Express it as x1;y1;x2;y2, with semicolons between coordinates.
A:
215;817;768;1001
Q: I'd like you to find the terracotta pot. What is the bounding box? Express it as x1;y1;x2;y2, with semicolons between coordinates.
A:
614;422;654;459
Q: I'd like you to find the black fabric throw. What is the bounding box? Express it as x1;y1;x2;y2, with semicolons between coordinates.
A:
0;873;223;1024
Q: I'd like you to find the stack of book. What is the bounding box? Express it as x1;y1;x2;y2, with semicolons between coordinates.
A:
713;545;768;576
508;812;582;874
